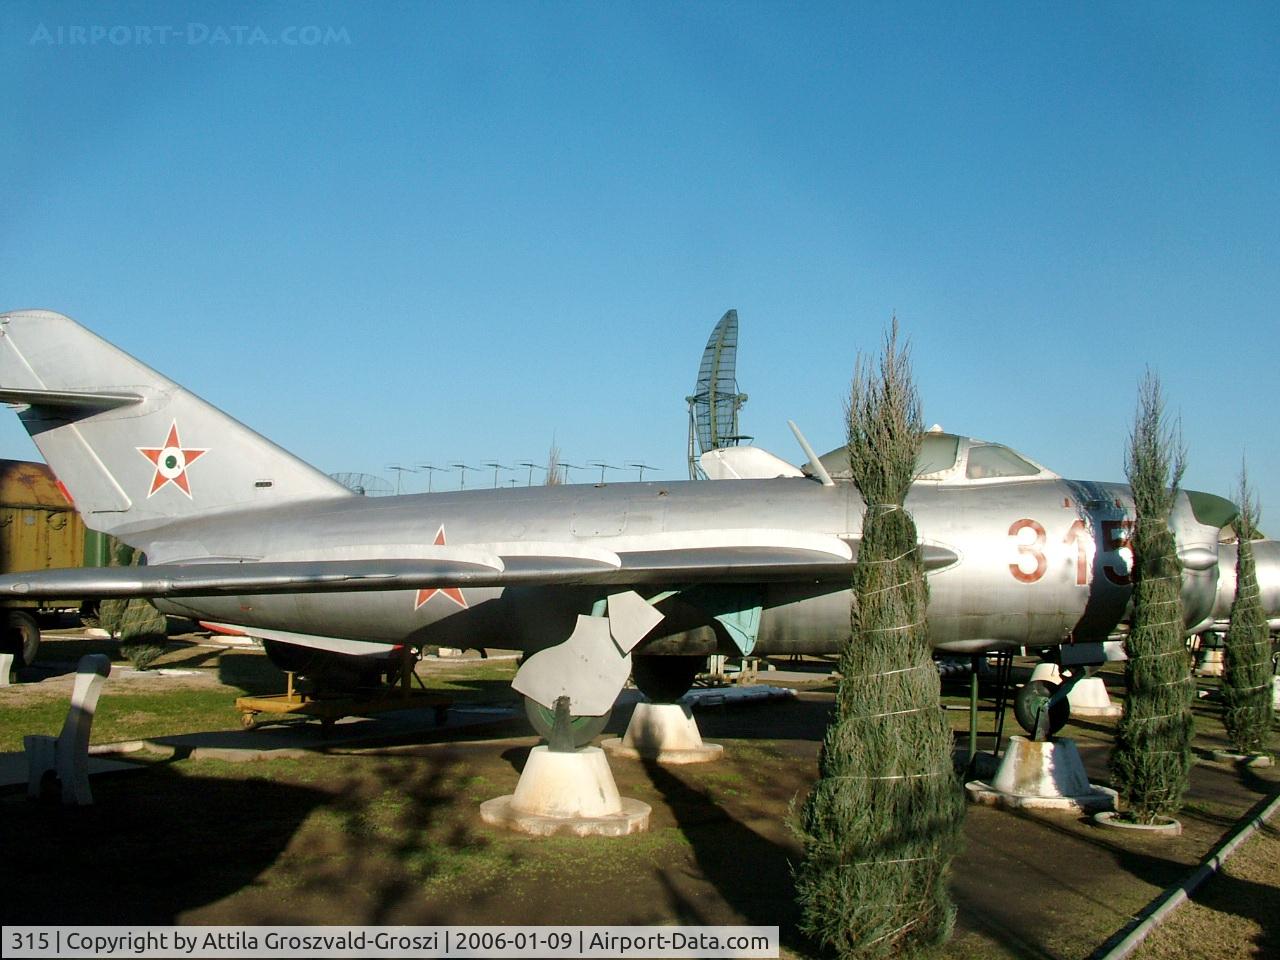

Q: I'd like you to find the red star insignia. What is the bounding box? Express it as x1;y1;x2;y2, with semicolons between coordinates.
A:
415;526;468;610
137;421;208;498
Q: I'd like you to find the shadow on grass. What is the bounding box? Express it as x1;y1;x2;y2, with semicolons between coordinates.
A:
0;749;473;926
1086;818;1280;960
0;766;327;924
151;645;225;672
638;756;805;952
218;652;287;695
1176;821;1279;959
421;677;520;705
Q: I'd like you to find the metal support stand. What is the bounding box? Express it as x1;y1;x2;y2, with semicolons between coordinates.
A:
967;654;980;768
989;650;1013;759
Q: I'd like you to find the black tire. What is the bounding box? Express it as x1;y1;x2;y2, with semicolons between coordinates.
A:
1014;679;1070;737
523;696;610;747
632;655;705;703
1;609;41;667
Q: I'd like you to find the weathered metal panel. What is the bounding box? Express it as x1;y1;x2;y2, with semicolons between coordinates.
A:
0;460;90;614
0;458;70;507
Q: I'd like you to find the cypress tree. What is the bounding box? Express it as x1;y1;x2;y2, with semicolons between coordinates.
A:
96;541;136;639
1109;372;1195;824
118;596;169;671
794;321;963;958
100;544;168;669
1221;468;1273;758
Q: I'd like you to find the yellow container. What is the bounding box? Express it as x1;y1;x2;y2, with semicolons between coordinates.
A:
0;458;87;591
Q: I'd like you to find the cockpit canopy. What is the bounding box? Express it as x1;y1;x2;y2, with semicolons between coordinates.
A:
805;431;1058;485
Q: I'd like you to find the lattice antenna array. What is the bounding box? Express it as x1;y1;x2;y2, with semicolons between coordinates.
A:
686;309;750;479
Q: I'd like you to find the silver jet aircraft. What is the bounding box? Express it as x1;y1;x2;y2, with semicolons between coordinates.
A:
1;310;1276;740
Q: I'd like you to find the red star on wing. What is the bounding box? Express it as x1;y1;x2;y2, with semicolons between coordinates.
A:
137;421;208;498
414;526;468;610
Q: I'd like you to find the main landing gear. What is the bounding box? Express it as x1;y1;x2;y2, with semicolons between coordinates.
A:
1013;679;1071;739
523;698;611;748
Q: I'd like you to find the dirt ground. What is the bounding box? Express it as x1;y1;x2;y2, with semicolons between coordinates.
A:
1;634;1277;959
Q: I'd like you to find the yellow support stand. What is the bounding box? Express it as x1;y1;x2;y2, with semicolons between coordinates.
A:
235;648;451;731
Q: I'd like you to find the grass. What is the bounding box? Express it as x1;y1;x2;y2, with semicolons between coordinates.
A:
1131;821;1279;960
0;635;522;751
0;688;247;750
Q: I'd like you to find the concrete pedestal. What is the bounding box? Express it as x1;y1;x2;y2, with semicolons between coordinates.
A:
966;736;1116;813
480;746;650;837
602;702;724;764
1029;663;1121;718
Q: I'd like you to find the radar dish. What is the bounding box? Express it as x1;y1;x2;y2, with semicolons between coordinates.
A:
328;472;394;497
687;309;750;479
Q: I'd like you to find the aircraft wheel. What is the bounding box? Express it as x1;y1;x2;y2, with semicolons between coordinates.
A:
523;696;610;747
632;655;705;703
1;609;41;667
1014;679;1070;737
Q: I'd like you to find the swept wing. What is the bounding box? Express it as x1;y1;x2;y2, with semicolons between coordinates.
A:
0;531;959;599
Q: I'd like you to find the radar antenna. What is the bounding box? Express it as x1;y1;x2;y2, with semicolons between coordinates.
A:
686;309;750;479
328;472;394;497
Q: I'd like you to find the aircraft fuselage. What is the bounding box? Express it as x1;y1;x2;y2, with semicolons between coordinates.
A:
137;474;1229;658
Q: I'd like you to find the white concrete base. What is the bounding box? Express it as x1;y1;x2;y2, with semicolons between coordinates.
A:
966;736;1116;813
1210;749;1274;768
602;702;724;764
1093;811;1182;835
0;652;13;686
1273;676;1280;711
480;745;650;837
1029;663;1122;718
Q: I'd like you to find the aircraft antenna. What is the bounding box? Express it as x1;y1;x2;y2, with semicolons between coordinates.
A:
328;472;395;497
686;309;750;479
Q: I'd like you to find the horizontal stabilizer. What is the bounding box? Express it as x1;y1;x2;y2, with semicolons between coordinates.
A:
0;387;143;412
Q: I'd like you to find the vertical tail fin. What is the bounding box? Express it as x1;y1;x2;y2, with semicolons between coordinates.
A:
0;310;350;534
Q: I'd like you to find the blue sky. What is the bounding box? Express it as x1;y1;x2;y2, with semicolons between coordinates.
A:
2;2;1277;512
